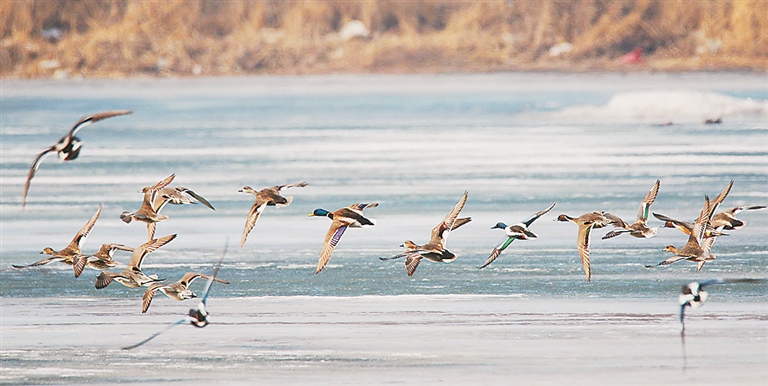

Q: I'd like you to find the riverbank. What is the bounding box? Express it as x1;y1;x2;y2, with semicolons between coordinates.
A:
2;1;767;78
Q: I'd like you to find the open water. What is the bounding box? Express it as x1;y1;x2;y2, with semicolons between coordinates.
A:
1;73;767;301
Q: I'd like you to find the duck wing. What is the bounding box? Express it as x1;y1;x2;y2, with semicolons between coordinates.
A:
315;222;348;274
405;254;422;277
142;283;165;313
276;182;309;191
199;250;226;307
12;256;61;269
128;234;177;269
71;253;89;278
577;223;595;282
636;180;660;223
185;188;214;210
95;270;120;289
522;202;557;227
122;318;186;350
240;199;268;247
433;191;469;243
479;237;516;269
21;147;56;208
645;254;688;268
653;212;694;235
689;196;712;246
602;228;632;240
67;204;102;251
449;217;472;231
708;180;733;218
66;110;133;140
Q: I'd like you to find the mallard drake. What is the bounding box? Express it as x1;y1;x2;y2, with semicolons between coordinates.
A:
142;272;230;313
556;211;617;282
710;205;766;230
95;234;176;289
602;180;660;240
84;243;134;271
120;174;175;240
381;191;471;277
22;110;132;208
309;202;378;274
238;182;308;247
479;202;556;269
13;204;102;278
123;256;226;350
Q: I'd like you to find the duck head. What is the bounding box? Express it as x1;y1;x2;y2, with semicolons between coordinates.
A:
491;222;508;230
238;186;257;194
555;214;574;222
400;240;418;249
119;212;134;223
309;208;331;218
40;247;56;255
663;245;678;254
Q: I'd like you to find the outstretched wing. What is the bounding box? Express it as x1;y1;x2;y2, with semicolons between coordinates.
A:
689;196;712;245
12;256;60;269
645;255;688;268
435;191;469;244
315;223;347;274
182;188;215;210
21;147;56;208
405;254;422;276
69;204;102;250
121;318;186;350
66;110;133;140
522;202;557;227
603;213;629;229
128;234;177;269
72;254;89;278
708;180;733;218
577;224;594;282
652;212;694;235
199;245;227;306
277;182;308;191
449;217;472;231
142;284;164;313
240;201;267;247
148;174;176;191
479;237;516;269
636;180;660;222
602;228;631;240
348;202;379;212
95;270;118;289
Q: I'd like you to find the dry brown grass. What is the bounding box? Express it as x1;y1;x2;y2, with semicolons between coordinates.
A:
1;0;767;78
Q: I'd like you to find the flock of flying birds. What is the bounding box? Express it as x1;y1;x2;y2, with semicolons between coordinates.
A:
12;110;767;346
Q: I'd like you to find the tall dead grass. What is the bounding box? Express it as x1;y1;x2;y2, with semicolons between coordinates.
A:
1;0;766;78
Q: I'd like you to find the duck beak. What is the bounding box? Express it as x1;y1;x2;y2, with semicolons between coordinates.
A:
308;213;315;217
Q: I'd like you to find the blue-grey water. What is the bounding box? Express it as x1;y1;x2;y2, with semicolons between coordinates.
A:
1;73;767;302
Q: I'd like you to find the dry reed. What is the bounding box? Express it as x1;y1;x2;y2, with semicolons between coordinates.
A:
1;0;766;78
